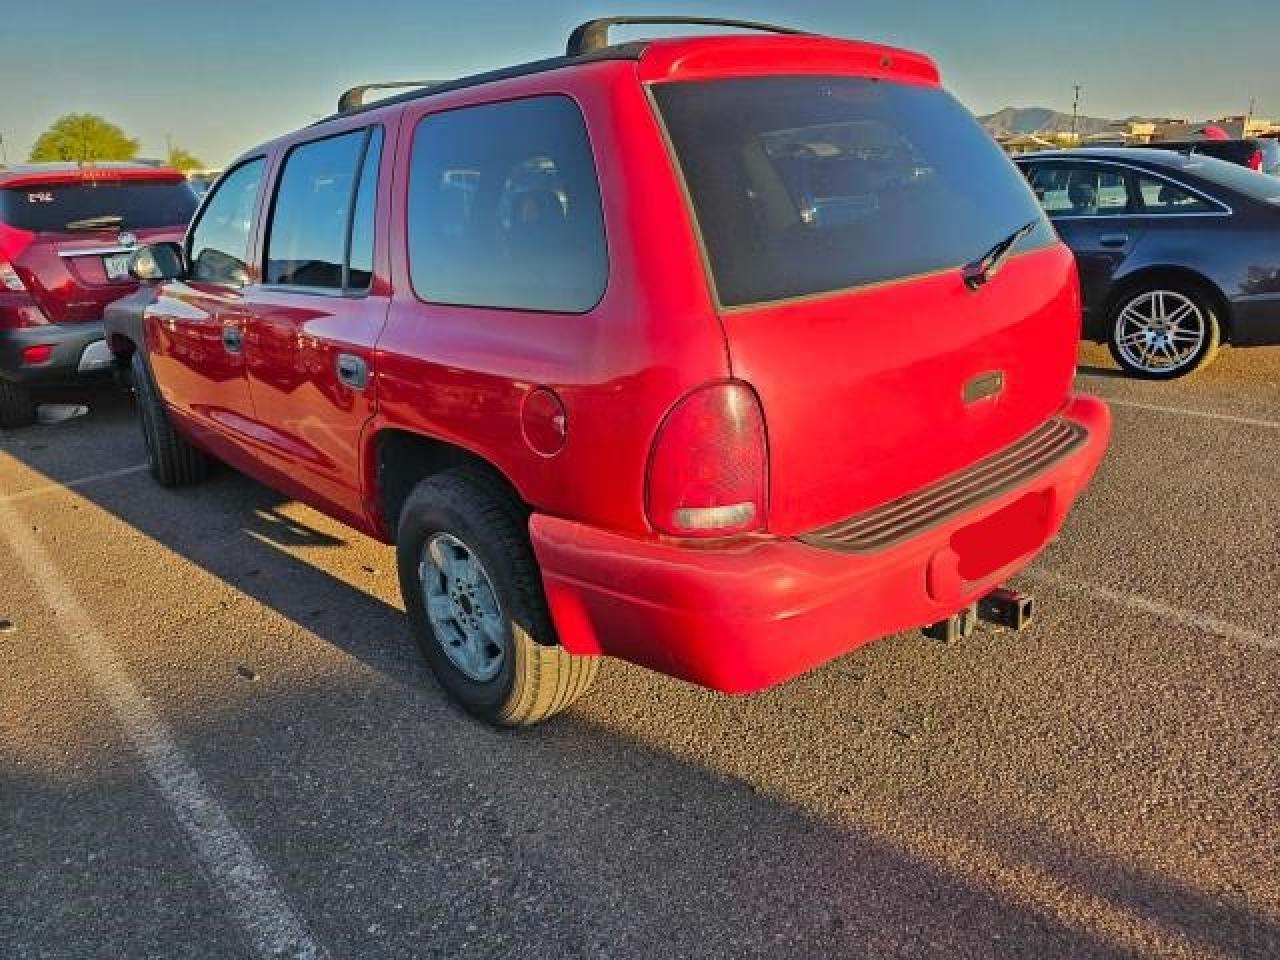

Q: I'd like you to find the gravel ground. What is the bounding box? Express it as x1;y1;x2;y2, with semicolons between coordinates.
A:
1;341;1277;960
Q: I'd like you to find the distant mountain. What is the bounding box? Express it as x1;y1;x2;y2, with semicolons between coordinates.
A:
978;106;1116;138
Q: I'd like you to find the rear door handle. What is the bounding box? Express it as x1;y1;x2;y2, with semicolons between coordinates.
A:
1099;234;1129;249
222;326;243;354
336;353;368;390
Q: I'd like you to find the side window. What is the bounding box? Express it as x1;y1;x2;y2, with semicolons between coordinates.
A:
1136;175;1215;214
188;158;265;285
407;96;607;313
348;128;384;290
1030;164;1132;217
265;127;382;291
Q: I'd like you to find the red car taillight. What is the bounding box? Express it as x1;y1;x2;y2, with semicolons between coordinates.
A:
646;381;767;538
1248;149;1264;171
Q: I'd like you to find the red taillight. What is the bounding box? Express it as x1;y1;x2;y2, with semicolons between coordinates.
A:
0;261;27;293
646;381;767;538
1249;150;1264;171
22;344;53;366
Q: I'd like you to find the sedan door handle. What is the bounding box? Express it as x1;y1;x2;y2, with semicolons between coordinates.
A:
222;326;243;354
336;353;368;391
1099;234;1129;249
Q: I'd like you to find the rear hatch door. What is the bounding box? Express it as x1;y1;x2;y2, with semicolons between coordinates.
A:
654;75;1080;536
0;175;197;324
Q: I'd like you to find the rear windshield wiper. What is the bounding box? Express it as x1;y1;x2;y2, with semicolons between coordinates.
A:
962;219;1039;290
64;214;124;231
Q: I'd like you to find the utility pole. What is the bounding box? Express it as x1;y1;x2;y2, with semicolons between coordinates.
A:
0;132;7;166
1071;84;1082;143
1246;96;1256;135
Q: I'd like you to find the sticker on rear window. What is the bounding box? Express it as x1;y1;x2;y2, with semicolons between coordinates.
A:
27;192;54;203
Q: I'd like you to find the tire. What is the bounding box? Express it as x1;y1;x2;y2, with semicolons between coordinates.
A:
396;467;598;727
0;379;36;429
1106;282;1221;380
131;351;209;487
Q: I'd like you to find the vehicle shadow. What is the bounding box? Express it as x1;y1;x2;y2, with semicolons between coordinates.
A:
1;695;1154;960
1076;364;1129;381
3;384;1277;958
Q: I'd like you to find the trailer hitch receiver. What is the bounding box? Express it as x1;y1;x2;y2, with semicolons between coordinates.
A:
977;587;1035;631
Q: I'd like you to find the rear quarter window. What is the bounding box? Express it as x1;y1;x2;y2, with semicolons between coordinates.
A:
653;77;1054;308
406;95;608;313
0;180;197;233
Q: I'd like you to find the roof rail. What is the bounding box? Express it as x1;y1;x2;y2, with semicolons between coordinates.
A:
338;81;437;114
566;16;808;56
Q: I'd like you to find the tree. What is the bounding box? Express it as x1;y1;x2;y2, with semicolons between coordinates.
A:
29;114;139;164
166;145;204;172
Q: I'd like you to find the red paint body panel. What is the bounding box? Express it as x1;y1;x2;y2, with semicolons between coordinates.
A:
724;244;1082;535
368;60;724;537
533;394;1109;692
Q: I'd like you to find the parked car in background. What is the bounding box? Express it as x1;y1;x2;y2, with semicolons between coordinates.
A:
1124;137;1280;176
111;17;1109;726
1017;148;1280;378
0;163;197;426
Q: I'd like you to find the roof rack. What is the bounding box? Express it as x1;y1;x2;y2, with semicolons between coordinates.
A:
566;16;808;56
338;81;437;114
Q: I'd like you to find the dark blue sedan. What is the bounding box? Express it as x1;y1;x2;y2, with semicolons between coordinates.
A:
1016;149;1280;378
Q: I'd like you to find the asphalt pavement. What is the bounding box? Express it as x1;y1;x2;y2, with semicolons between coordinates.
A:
1;341;1277;960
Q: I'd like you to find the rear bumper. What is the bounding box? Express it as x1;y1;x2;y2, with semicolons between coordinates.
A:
531;393;1110;694
1227;294;1280;347
0;320;111;385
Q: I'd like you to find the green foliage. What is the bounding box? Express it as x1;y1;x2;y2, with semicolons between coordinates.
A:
166;146;203;172
29;114;139;164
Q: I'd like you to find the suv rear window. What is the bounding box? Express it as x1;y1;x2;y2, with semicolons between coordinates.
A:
0;180;197;233
654;77;1053;308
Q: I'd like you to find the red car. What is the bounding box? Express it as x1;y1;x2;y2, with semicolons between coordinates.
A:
0;162;196;426
110;17;1110;725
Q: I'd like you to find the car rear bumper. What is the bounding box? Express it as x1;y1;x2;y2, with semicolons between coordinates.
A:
0;320;112;385
531;393;1110;694
1227;294;1280;347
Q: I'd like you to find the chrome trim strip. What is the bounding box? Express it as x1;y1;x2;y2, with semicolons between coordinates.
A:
57;246;135;258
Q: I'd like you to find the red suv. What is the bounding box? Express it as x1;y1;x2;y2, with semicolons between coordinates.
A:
0;163;196;427
110;18;1110;725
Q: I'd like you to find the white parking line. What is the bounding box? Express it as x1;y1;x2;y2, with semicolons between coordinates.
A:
0;464;150;503
0;498;326;960
1102;397;1280;431
1030;570;1279;652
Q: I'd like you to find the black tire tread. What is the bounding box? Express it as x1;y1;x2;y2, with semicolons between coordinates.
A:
398;467;598;727
0;379;36;429
132;351;209;487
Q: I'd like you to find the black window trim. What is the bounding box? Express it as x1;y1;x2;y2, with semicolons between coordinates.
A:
1019;158;1233;220
259;124;383;298
404;91;610;316
185;153;268;286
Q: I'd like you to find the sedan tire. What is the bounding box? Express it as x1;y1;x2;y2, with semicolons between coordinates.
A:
1107;283;1221;380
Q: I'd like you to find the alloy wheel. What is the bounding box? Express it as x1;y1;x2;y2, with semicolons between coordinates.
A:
419;532;506;683
1113;289;1206;374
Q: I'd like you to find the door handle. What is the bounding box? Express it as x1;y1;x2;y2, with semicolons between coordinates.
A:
1099;234;1129;249
336;353;368;390
222;326;243;354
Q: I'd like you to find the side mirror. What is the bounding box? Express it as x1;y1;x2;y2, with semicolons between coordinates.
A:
128;242;185;283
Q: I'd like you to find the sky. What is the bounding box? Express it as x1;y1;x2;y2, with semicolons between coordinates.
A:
2;0;1277;168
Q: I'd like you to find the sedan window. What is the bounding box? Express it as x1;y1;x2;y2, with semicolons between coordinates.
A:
1135;175;1217;214
1028;165;1132;217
